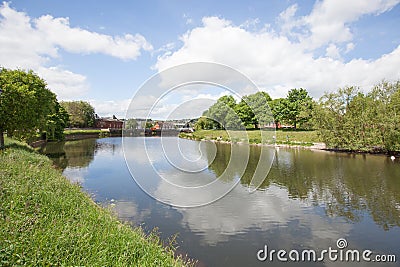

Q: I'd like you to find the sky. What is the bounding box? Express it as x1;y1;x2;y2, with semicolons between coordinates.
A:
1;0;399;119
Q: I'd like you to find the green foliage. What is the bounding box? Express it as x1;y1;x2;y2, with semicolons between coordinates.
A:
199;92;274;130
314;81;400;152
194;116;215;130
280;88;314;129
0;68;58;147
46;102;69;141
269;98;286;128
234;91;272;128
124;118;138;129
64;129;103;135
0;138;190;266
203;95;243;130
198;90;313;131
181;129;320;145
61;101;95;128
145;121;153;129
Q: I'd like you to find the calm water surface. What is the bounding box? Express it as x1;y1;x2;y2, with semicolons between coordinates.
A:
40;137;400;266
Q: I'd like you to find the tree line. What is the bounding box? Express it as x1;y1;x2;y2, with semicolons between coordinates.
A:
197;81;399;153
1;67;398;152
197;88;314;130
314;81;400;152
0;68;96;149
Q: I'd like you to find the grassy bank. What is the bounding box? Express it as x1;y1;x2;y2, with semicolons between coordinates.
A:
64;129;103;135
0;138;190;266
180;129;321;147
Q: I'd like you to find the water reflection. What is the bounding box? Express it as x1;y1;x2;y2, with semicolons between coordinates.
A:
41;137;400;266
39;139;96;169
206;142;400;230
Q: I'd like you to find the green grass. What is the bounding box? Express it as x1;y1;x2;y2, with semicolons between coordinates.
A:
180;129;321;146
64;129;103;135
0;137;191;266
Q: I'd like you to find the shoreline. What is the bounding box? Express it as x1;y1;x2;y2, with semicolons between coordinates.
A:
0;137;191;266
180;134;399;157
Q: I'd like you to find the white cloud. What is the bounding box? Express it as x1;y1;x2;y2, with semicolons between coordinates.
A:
325;43;341;59
240;18;260;30
37;67;89;99
34;14;152;60
89;99;131;118
0;2;152;99
155;1;400;99
299;0;399;48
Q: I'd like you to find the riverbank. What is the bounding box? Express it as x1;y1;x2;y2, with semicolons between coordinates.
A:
64;128;123;140
180;129;326;149
179;129;400;156
0;138;191;266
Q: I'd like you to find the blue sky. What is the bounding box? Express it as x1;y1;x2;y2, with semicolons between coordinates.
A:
1;0;399;118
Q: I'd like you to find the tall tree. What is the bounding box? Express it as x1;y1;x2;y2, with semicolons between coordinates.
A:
61;101;95;128
46;103;70;141
235;91;272;128
203;95;242;129
282;88;314;129
0;68;57;148
270;98;286;129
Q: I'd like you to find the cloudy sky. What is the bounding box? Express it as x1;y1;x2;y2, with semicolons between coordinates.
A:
1;0;399;118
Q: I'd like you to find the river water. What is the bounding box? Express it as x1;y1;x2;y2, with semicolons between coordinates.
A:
40;137;400;266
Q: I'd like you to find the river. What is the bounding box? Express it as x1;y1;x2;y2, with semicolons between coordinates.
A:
39;137;400;266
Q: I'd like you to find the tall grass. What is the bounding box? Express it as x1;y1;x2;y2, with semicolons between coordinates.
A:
0;138;190;266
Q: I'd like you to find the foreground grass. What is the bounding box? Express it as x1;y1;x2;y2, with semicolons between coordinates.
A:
180;129;321;146
0;138;190;266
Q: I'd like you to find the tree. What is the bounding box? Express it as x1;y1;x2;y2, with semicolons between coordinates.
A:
46;103;70;141
0;68;57;148
194;116;215;130
61;101;95;128
124;118;138;129
270;98;286;129
314;81;400;152
235;91;273;128
313;86;362;149
368;81;400;151
203;95;242;129
144;121;153;129
281;88;314;129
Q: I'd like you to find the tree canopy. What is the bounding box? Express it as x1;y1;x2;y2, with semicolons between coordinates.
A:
61;101;95;128
199;91;277;130
0;68;63;148
314;81;400;152
279;88;314;129
202;95;243;130
235;91;273;128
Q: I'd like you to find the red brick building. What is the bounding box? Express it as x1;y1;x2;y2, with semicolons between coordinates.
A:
95;116;124;129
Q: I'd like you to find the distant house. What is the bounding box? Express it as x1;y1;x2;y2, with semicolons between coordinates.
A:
95;115;124;129
150;121;176;131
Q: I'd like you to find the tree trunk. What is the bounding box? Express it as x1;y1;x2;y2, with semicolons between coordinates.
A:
0;128;4;149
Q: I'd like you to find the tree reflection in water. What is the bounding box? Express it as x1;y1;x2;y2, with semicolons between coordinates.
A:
207;142;400;230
